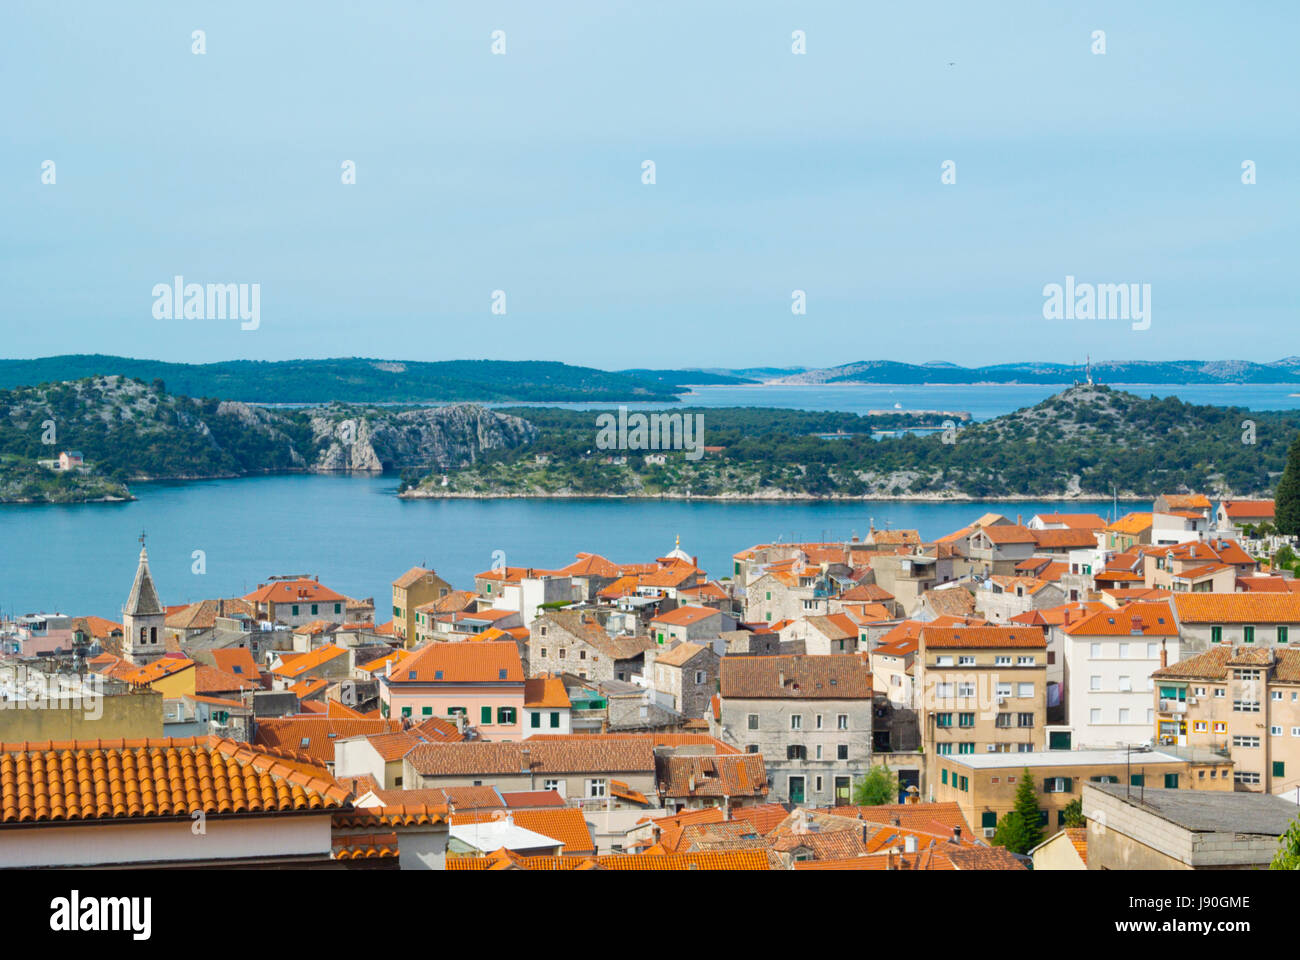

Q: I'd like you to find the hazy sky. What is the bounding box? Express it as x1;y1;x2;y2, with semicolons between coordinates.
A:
2;1;1296;369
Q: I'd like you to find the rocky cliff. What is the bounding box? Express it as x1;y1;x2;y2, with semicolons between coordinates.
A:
307;403;538;472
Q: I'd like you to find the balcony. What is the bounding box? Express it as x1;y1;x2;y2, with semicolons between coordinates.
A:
1158;699;1187;714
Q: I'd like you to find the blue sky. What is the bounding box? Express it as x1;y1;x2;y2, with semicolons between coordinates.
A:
1;1;1296;369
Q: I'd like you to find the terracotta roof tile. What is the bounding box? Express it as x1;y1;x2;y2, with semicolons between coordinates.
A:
720;654;872;700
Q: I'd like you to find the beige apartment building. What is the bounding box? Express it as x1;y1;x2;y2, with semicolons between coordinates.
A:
916;625;1048;790
934;748;1232;840
392;567;453;647
1153;645;1300;793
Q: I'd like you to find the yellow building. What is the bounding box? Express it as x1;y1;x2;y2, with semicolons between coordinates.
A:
916;625;1048;789
934;748;1231;840
392;567;452;647
1153;645;1300;793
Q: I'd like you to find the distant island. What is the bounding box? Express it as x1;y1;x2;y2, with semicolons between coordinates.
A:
0;373;1296;505
3;355;1300;407
403;384;1295;501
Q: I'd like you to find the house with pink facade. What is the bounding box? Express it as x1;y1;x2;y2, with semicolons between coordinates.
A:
379;641;525;741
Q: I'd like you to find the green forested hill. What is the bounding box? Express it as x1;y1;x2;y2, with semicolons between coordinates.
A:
0;356;681;403
407;385;1299;499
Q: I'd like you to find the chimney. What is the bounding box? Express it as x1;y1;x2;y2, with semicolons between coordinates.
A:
904;834;917;853
778;670;786;687
1160;639;1168;669
952;825;962;842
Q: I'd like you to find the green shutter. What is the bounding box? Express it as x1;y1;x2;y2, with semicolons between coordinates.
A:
531;712;541;728
1274;761;1286;778
481;706;492;724
1062;778;1073;792
1130;774;1144;786
941;770;948;785
1244;626;1255;644
1164;773;1179;789
1211;626;1222;643
981;811;996;828
422;706;432;716
292;605;299;616
550;711;560;728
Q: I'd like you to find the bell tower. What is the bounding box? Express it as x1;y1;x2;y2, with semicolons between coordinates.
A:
122;532;166;665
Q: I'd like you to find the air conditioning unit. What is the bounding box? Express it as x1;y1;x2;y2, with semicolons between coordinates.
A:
1188;697;1198;705
997;696;1007;705
983;827;996;839
986;744;998;752
1158;699;1169;711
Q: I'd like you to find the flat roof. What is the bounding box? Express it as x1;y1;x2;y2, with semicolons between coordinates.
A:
946;749;1189;770
1088;783;1298;835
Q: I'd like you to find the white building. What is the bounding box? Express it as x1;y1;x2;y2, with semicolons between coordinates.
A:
1062;601;1181;748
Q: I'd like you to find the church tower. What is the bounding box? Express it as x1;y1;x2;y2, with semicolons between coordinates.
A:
122;535;166;665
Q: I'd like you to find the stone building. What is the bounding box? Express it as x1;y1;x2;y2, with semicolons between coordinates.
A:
715;654;873;807
528;610;655;683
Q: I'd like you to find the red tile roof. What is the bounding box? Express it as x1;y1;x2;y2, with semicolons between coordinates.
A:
0;736;347;824
389;641;523;684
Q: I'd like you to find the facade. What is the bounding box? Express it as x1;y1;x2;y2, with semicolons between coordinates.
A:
716;654;873;807
244;577;349;628
1062;601;1181;748
650;641;719;720
379;641;525;740
524;675;572;737
916;625;1048;787
391;566;453;646
934;749;1231;840
1152;645;1300;792
1171;593;1300;653
528;611;654;683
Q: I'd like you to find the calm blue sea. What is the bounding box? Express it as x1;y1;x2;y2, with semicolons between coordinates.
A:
1;382;1291;619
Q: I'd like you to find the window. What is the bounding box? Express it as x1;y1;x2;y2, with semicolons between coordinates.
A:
935;713;953;728
1274;691;1284;702
1017;683;1034;698
540;648;547;658
400;706;411;718
586;779;607;798
959;713;975;728
311;604;318;615
837;714;848;730
1118;676;1132;692
837;744;848;760
959;776;969;792
1211;626;1223;644
1017;713;1034;728
695;670;705;684
941;769;948;785
1090;708;1102;724
291;605;299;617
747;714;759;730
1043;777;1071;793
1147;643;1158;659
1274;761;1286;778
958;656;975;666
1090;643;1101;659
1214;687;1226;698
558;648;566;659
1118;708;1130;724
1272;725;1284;736
787;745;807;760
746;744;759;753
815;745;823;760
497;706;516;725
1118;644;1129;658
1130;774;1144;786
1235;771;1261;786
550;711;560;728
790;714;802;730
1244;626;1256;644
334;603;341;614
995;713;1012;728
1163;773;1179;789
1213;721;1227;734
816;714;823;729
1280;626;1290;644
579;650;586;660
422;706;433;716
957;742;974;754
1017;656;1035;666
996;682;1012;698
957;683;976;698
936;743;952;755
1090;675;1101;691
481;706;492;724
531;711;541;728
1193;721;1207;733
936;656;954;666
1232;735;1260;748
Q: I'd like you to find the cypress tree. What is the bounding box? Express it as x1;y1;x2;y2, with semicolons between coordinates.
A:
992;767;1044;854
1276;432;1300;537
